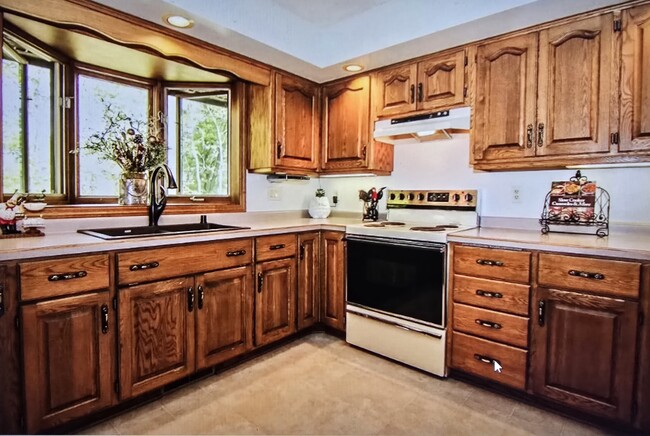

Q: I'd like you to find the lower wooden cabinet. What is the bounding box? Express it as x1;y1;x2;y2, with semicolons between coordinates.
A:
320;231;346;331
297;232;320;329
530;288;638;422
254;258;296;346
21;291;114;433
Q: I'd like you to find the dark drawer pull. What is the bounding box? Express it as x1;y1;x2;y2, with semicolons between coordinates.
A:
476;259;504;267
48;271;87;281
101;304;109;334
226;250;246;257
474;353;498;366
269;244;285;250
475;319;502;329
476;289;503;299
129;261;160;271
568;270;605;280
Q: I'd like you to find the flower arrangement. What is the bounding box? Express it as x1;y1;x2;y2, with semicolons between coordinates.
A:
315;188;326;198
83;102;167;173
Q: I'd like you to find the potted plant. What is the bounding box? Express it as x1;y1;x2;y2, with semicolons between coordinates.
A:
83;102;167;205
308;188;331;219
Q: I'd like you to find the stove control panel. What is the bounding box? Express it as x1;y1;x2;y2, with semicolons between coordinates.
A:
387;189;478;209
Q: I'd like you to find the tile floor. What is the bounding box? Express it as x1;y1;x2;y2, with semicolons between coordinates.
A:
81;333;613;435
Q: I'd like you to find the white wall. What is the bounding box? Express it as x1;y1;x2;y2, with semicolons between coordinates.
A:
246;173;322;212
316;135;650;225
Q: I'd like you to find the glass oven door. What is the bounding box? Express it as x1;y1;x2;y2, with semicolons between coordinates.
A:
346;235;446;328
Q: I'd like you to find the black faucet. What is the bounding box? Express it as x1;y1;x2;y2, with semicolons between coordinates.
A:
148;164;178;227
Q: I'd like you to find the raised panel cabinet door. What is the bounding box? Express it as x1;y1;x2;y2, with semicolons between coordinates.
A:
274;73;319;170
195;266;253;370
620;4;650;152
530;288;638;422
373;63;418;117
473;33;538;161
417;49;466;111
322;76;370;170
21;291;113;433
254;258;296;347
297;232;320;329
320;231;345;331
119;277;195;399
537;14;614;156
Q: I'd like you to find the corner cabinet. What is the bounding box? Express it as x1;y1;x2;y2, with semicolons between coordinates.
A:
321;75;394;174
247;72;320;174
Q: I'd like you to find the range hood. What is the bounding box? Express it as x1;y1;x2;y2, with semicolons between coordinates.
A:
373;107;470;144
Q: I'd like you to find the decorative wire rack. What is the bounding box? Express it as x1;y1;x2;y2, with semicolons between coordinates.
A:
539;171;610;238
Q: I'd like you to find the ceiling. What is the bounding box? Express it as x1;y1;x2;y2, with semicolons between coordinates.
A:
94;0;628;83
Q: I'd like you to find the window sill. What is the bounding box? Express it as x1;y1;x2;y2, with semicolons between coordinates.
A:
35;202;245;219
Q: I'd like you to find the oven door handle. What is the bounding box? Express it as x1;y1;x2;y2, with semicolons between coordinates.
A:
344;235;446;252
350;310;443;339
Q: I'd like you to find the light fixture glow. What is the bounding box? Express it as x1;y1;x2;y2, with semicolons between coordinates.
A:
164;15;194;29
343;64;364;72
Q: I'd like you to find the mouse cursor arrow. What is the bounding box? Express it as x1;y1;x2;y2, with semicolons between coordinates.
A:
494;361;502;373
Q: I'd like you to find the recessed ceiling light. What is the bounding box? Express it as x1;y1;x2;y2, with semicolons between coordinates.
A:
164;15;194;29
343;64;364;72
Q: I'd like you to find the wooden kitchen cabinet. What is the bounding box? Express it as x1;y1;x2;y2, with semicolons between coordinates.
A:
247;72;319;174
372;49;466;118
530;287;638;422
22;291;114;433
297;232;320;329
254;257;296;346
320;231;346;332
321;75;394;174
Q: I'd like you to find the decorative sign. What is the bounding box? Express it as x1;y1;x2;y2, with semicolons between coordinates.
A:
548;180;597;223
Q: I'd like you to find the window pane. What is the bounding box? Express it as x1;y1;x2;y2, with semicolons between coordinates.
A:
168;92;229;196
2;60;24;192
77;75;149;197
26;64;53;192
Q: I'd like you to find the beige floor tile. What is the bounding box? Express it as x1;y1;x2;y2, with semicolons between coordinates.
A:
78;420;121;435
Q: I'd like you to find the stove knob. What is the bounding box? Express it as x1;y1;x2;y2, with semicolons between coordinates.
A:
408;193;415;201
418;193;425;201
464;193;474;202
399;193;405;200
452;193;461;202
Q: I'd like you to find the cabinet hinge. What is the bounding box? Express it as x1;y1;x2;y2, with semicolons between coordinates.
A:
112;296;118;311
640;312;645;327
463;86;468;98
15;314;20;330
610;132;619;145
464;55;468;66
114;380;120;394
613;18;622;32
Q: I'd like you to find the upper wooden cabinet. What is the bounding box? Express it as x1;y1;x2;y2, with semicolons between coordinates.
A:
620;4;650;152
373;49;467;118
247;72;320;174
321;75;394;174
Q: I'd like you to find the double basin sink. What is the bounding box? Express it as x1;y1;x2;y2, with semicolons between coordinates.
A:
78;222;249;240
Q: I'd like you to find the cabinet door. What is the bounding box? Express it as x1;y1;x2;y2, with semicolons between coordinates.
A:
196;266;253;370
320;231;346;331
254;258;296;347
274;73;319;170
537;15;614;156
620;4;650;152
474;33;538;161
297;232;320;329
373;64;418;117
417;49;466;111
530;288;638;422
22;291;113;433
119;277;195;399
322;76;371;171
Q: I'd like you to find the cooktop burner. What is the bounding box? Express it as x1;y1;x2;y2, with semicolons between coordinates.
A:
410;224;460;232
363;221;406;228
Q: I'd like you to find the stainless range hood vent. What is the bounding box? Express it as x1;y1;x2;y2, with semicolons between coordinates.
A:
373;107;470;144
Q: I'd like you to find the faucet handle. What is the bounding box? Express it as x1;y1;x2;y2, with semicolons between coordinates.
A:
200;215;207;224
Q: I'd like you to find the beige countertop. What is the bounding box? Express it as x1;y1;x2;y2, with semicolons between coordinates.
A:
0;212;360;262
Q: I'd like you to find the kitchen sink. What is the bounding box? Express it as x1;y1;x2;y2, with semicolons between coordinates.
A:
78;222;250;240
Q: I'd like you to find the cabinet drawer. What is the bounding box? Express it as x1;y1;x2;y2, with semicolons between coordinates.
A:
538;253;640;299
118;238;252;285
255;234;297;261
453;274;530;316
451;331;527;390
453;303;528;348
20;254;110;301
454;245;531;283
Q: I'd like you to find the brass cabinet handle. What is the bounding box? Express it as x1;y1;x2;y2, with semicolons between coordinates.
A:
197;285;204;310
475;319;502;329
269;244;285;250
537;123;545;147
226;250;246;257
417;83;423;102
101;304;109;334
299;244;305;260
538;300;546;326
476;259;504;267
568;270;605;280
526;124;534;148
129;262;159;271
476;289;503;299
48;270;87;281
257;272;263;293
361;145;367;160
409;84;415;104
188;287;194;312
276;141;283;159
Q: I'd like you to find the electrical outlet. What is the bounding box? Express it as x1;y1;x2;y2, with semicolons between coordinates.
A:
267;187;281;201
511;186;522;203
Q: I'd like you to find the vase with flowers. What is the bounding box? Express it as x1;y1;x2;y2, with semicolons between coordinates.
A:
83;102;167;205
